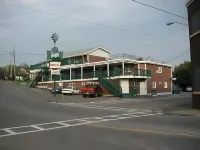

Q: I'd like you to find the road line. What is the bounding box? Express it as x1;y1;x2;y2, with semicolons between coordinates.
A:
52;102;163;114
56;122;70;126
89;100;118;104
4;129;16;135
87;124;200;138
16;87;23;93
0;112;160;138
164;102;177;108
30;89;43;92
30;125;44;130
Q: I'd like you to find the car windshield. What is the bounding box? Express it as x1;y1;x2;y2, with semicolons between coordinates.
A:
65;86;73;89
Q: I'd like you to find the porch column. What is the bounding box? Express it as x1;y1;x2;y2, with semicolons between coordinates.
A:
93;65;96;77
81;67;83;79
122;61;125;75
50;74;52;81
107;63;109;76
70;68;71;80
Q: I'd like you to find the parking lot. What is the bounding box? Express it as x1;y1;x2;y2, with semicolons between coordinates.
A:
0;81;199;150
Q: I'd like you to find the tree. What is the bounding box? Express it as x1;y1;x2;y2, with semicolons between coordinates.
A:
173;61;192;91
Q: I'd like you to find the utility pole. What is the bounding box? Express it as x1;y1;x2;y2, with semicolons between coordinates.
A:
13;47;16;82
10;60;12;80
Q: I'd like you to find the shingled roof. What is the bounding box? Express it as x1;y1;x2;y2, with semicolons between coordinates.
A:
63;47;111;58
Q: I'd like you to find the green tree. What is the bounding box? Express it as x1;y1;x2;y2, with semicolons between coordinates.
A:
173;61;192;91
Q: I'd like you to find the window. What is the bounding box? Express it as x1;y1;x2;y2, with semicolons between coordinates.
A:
157;67;162;73
74;58;80;64
69;83;75;88
67;58;71;64
164;82;168;88
125;65;132;72
191;11;200;34
82;82;85;86
152;82;156;89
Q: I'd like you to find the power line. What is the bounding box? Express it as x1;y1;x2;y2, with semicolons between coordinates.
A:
0;55;9;59
167;49;190;63
22;52;46;55
0;1;182;43
132;0;187;20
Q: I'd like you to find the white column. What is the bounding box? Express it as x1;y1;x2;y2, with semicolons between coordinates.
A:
122;62;125;75
145;63;147;70
70;68;71;80
93;65;96;78
107;63;109;76
81;67;83;79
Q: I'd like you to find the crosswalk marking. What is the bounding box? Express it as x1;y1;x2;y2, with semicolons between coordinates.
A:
0;111;162;138
52;102;162;114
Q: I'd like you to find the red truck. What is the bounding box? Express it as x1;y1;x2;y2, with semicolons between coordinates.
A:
81;84;103;97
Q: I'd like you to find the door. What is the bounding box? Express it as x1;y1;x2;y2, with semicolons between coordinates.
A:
140;81;147;95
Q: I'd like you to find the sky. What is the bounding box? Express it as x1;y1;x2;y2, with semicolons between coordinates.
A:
0;0;190;67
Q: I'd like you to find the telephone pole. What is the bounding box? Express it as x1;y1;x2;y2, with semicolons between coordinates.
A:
4;47;16;81
10;60;12;80
13;47;16;82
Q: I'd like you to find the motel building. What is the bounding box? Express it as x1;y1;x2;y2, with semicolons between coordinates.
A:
29;47;172;98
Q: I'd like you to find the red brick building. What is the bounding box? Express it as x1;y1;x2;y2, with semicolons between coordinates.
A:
30;47;172;97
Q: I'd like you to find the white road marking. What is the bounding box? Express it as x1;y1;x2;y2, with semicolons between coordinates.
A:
16;87;23;93
30;89;43;92
89;100;118;104
52;102;163;114
4;129;16;135
0;111;162;138
30;125;44;131
164;102;177;108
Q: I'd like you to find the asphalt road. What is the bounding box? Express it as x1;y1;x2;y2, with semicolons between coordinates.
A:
0;81;199;150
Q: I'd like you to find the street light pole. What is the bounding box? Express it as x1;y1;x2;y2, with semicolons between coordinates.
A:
166;22;188;27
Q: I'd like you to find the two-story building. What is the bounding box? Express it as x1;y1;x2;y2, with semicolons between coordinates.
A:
30;47;172;97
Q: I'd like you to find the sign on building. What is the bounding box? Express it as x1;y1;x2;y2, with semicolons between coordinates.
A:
51;69;60;75
49;62;61;69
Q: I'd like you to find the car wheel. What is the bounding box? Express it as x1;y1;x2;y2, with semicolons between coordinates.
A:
83;95;86;98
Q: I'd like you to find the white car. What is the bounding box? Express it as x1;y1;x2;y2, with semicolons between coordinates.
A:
61;87;80;95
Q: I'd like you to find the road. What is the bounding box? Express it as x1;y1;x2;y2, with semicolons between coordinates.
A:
0;81;199;150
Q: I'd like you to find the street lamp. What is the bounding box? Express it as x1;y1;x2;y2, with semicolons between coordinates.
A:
4;47;16;81
166;22;188;27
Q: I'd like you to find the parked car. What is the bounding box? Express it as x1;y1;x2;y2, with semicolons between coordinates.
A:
186;86;192;92
81;84;103;97
61;86;80;95
172;86;181;94
51;86;66;94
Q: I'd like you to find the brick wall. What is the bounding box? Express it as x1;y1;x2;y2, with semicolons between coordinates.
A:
146;64;172;93
138;63;145;70
88;55;106;63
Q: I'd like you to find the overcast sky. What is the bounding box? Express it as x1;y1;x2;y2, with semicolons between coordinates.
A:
0;0;190;67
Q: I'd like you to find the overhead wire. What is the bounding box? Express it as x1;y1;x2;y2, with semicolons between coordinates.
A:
166;49;190;63
22;52;46;55
0;1;183;43
0;1;190;64
132;0;187;20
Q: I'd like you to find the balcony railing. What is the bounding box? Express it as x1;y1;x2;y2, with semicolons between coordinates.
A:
38;68;151;82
